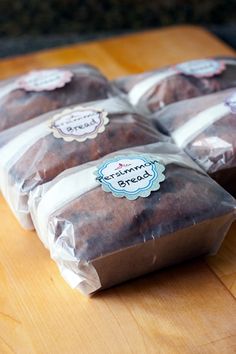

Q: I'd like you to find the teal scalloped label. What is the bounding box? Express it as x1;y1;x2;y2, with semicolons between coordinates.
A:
95;154;165;200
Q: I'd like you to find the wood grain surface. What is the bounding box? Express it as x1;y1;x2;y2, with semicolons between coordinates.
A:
0;26;236;354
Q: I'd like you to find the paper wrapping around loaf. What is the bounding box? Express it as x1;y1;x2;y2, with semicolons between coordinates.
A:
0;97;167;229
152;88;236;196
114;56;236;113
0;64;114;132
29;142;236;296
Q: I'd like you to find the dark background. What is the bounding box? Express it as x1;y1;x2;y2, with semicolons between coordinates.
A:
0;0;236;57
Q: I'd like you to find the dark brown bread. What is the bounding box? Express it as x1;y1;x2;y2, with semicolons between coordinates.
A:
153;88;236;196
9;112;166;194
0;64;113;132
49;162;235;292
115;57;236;113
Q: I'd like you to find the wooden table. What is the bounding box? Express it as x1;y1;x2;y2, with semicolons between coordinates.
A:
0;26;236;354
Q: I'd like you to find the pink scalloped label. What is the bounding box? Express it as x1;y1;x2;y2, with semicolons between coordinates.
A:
175;59;225;78
17;69;73;92
225;92;236;114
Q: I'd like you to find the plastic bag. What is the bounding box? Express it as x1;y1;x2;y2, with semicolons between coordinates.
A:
0;63;114;132
152;88;236;196
114;57;236;114
0;96;167;229
29;142;236;296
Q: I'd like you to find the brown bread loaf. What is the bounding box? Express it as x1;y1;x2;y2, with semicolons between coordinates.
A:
0;64;113;132
153;88;236;196
29;143;236;295
115;57;236;113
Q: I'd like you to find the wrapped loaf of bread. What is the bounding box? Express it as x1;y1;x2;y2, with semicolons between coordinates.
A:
0;97;166;229
152;88;236;196
114;57;236;114
0;64;114;132
29;142;236;296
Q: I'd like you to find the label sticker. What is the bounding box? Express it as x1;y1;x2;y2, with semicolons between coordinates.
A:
175;59;225;78
95;154;165;200
225;92;236;114
49;106;109;142
17;69;73;91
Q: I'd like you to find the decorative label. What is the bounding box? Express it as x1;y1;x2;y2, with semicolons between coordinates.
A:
17;69;73;91
49;106;109;142
225;92;236;114
95;154;165;200
175;59;225;78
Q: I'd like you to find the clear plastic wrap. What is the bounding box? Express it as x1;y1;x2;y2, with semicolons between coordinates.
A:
29;142;236;296
152;88;236;196
0;63;114;132
114;57;236;115
0;96;167;229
